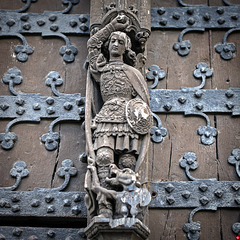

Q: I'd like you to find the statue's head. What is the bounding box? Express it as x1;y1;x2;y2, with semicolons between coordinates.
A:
108;31;131;58
105;31;136;66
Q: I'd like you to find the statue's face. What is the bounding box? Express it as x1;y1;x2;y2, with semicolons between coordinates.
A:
109;33;126;57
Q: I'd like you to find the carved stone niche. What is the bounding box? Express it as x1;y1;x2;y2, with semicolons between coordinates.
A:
90;0;151;67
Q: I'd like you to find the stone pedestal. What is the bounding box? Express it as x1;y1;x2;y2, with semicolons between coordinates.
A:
84;217;150;240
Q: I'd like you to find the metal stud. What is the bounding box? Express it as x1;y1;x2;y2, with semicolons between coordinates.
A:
64;102;73;111
235;197;240;205
63;199;71;207
12;228;23;237
31;199;40;207
165;183;175;193
23;23;31;30
163;103;172;111
187;17;195;25
231;15;239;20
232;183;240;191
15;98;25;106
182;190;191;199
49;15;57;21
72;206;81;215
194;90;203;98
0;103;10;111
50;25;59;32
69;20;77;27
226;102;234;109
11;195;20;202
187;9;194;15
178;96;186;104
37;20;46;26
20;14;29;22
46;97;54;105
159;19;167;26
166;196;175;205
11;205;21;212
33;103;41;110
79;24;88;31
195;103;203;110
45;195;54;203
47;205;55;213
199;183;208;192
214;189;224;198
76;98;85;106
79;16;88;23
218;18;225;25
157;7;166;15
199;196;209;205
16;107;26;115
47;230;56;238
47;107;55;115
73;194;81;202
173;13;180;20
225;90;234;98
203;13;211;21
7;19;16;27
216;7;224;15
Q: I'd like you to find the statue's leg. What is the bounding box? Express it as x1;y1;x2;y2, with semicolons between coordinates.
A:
96;147;114;218
118;153;136;170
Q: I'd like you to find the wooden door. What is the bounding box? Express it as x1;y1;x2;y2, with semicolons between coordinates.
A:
0;0;239;239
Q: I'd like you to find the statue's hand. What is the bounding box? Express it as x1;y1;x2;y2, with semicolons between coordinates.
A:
111;13;129;31
88;157;95;166
87;164;96;173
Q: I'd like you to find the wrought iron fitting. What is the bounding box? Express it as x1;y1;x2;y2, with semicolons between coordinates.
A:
0;68;85;151
151;6;240;29
0;226;86;240
0;190;86;218
149;180;240;209
0;12;90;34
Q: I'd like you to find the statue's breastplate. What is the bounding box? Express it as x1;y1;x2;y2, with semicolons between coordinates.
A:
100;64;135;102
95;64;137;123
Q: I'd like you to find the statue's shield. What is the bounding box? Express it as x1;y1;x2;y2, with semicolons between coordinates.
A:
126;98;153;135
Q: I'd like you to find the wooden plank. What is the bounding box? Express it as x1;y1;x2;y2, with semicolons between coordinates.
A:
147;1;223;240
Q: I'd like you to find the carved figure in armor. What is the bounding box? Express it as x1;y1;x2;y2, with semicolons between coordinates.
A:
85;13;152;220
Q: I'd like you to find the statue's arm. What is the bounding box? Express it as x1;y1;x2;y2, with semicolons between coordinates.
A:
87;23;115;79
87;14;129;80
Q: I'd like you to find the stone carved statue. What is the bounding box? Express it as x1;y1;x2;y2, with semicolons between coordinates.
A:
84;13;152;224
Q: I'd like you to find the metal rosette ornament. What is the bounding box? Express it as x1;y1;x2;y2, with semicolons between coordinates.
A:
126;98;153;135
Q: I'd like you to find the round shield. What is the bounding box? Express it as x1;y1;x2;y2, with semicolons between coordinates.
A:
126;98;153;135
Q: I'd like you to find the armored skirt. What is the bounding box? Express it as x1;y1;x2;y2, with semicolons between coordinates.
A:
92;63;142;155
